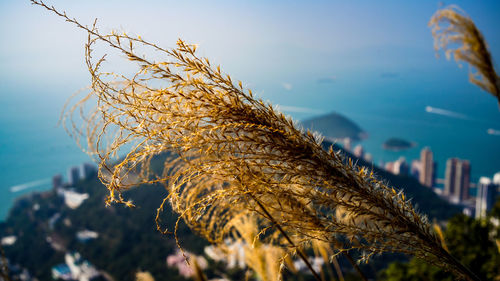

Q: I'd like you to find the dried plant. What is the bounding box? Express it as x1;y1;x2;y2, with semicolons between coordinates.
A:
311;239;344;281
231;215;288;281
135;271;155;281
32;1;482;280
430;5;500;106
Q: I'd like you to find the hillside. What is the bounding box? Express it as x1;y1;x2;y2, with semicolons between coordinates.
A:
301;112;367;141
0;146;461;280
0;176;200;281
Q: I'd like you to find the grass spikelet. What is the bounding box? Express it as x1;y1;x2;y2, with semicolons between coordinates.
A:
135;271;155;281
31;1;482;280
433;223;449;253
429;5;500;106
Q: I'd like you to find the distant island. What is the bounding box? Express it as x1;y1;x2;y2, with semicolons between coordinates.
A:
383;137;416;151
301;112;367;141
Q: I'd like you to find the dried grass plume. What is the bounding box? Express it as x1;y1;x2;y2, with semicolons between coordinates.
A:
31;1;483;280
430;5;500;106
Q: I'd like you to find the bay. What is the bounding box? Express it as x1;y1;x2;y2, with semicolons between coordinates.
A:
1;70;500;221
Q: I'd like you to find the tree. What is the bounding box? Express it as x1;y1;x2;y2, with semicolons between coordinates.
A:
380;200;500;281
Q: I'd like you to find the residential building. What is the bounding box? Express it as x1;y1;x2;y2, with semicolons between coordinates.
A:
61;252;101;281
52;174;63;189
494;172;500;186
475;177;498;219
393;157;409;176
385;162;394;173
343;138;352;152
364;153;373;163
444;158;470;203
456;160;470;201
76;230;99;243
67;166;80;186
353;145;364;159
410;160;421;180
80;163;97;180
419;147;435;187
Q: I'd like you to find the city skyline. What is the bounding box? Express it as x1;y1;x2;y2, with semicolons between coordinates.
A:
345;141;499;218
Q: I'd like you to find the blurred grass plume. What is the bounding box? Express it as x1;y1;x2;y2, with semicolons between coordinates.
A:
430;5;500;106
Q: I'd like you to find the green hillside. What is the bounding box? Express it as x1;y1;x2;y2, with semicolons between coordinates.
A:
0;145;461;280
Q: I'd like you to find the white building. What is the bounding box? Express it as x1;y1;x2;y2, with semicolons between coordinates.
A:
475;177;498;219
353;145;364;159
65;252;100;281
63;190;89;209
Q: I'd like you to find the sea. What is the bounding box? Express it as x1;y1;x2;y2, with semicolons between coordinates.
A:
1;72;500;221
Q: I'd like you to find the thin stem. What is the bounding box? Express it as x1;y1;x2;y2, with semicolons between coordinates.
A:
331;256;345;281
343;252;368;281
250;194;322;281
249;192;369;281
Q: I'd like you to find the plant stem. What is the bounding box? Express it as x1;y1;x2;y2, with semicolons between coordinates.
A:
343;252;368;281
250;194;322;281
249;193;369;281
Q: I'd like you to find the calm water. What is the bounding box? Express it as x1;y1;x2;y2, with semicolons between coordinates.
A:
1;70;500;220
0;85;90;220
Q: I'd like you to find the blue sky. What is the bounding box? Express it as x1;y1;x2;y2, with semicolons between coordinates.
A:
1;1;499;100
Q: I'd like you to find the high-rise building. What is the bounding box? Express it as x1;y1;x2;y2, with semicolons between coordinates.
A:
410;160;421;180
393;157;409;176
456;160;470;201
80;163;97;180
444;158;457;196
419;147;435;187
385;162;394;173
343;138;352;152
67;166;80;186
364;153;373;163
493;172;500;185
353;145;364;159
52;174;63;189
475;177;498;219
444;158;470;203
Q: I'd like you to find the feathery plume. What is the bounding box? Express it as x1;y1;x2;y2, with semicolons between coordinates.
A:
232;215;286;281
430;5;500;106
31;1;481;280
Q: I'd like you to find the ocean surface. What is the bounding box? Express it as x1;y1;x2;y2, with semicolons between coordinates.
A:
0;85;91;220
1;71;500;221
